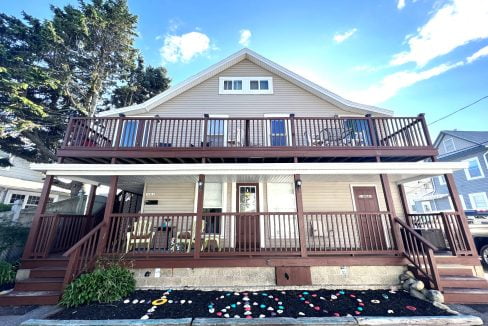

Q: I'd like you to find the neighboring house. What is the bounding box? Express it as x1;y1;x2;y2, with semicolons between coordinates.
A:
412;131;488;213
0;151;69;209
2;49;486;306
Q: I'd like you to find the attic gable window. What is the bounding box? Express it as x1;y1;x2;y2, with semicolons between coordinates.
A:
219;77;273;94
442;138;455;153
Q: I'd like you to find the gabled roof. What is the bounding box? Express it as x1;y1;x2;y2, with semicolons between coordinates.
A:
433;130;488;148
98;48;393;117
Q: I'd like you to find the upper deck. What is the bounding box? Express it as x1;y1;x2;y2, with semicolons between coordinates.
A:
57;114;437;164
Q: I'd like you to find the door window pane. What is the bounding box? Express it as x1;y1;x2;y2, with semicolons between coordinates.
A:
270;120;287;146
239;186;257;212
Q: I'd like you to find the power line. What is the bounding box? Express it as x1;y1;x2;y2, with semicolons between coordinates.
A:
428;95;488;126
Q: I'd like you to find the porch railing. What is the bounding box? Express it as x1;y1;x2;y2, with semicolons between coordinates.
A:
103;211;398;256
406;212;473;256
61;115;431;151
395;218;442;290
27;214;92;258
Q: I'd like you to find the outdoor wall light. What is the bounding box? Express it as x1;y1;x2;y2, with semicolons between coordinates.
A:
295;179;302;188
198;180;204;189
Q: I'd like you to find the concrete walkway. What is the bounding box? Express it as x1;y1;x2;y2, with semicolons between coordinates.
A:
0;305;61;326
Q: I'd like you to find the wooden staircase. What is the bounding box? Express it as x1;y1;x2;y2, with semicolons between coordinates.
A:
0;257;68;306
436;257;488;304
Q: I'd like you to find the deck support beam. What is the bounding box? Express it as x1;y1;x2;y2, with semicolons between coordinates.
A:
96;175;118;255
379;173;404;253
294;174;308;257
194;174;205;259
22;175;54;259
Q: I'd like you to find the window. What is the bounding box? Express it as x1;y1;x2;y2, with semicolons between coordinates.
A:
26;195;40;207
203;183;224;234
443;138;455;153
469;192;488;210
9;194;25;204
437;176;446;185
421;201;432;213
464;157;485;180
270;120;288;146
205;115;228;147
219;77;273;94
267;183;297;238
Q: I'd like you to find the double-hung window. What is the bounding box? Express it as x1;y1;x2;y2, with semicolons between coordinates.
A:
464;157;484;180
469;192;488;210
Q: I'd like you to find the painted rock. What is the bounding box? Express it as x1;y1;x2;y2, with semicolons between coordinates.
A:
163;292;169;295
252;302;258;306
253;292;258;295
188;300;192;304
355;311;361;315
259;314;266;318
267;307;274;311
300;297;305;301
231;304;237;308
357;307;363;311
371;300;380;304
152;298;167;306
268;295;273;298
406;305;417;311
243;297;250;301
234;315;240;318
388;310;394;314
281;291;286;294
357;299;362;302
216;312;222;317
312;294;317;297
298;312;306;316
226;306;231;309
303;291;309;295
262;293;268;296
220;295;224;299
140;300;145;303
221;309;227;313
277;310;283;314
140;315;149;320
350;294;356;298
331;295;337;300
234;292;240;296
320;296;326;300
243;293;248;296
309;304;314;308
359;302;365;307
244;307;251;311
132;299;139;304
314;306;320;311
339;291;345;294
236;302;241;305
168;300;173;304
209;308;215;313
304;300;310;304
278;305;284;310
274;298;279;301
260;304;266;309
208;304;214;308
224;314;230;318
244;311;252;316
180;300;186;304
246;316;253;319
123;299;130;304
333;313;340;317
382;294;389;300
278;301;283;305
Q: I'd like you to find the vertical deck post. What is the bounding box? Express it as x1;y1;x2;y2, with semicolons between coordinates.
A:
365;114;378;146
379;173;405;253
290;114;297;147
443;173;477;255
194;174;205;259
294;174;308;257
22;175;54;259
96;176;118;255
418;113;433;146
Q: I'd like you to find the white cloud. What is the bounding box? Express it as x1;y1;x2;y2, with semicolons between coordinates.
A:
351;65;380;73
160;31;211;63
391;0;488;67
333;28;358;43
466;45;488;63
239;29;252;47
348;61;464;104
397;0;406;10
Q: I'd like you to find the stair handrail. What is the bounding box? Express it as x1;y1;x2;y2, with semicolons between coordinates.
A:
394;217;442;291
62;222;104;287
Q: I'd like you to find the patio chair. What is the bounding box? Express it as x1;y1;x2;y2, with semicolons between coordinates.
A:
126;219;155;253
176;220;207;253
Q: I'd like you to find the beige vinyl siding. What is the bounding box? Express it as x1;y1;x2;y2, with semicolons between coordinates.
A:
139;59;357;118
142;181;195;213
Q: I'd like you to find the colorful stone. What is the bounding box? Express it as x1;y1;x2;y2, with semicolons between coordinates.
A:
406;305;417;311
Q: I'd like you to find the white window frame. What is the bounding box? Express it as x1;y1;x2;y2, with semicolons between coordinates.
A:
4;190;58;209
219;77;273;94
468;192;488;210
463;156;485;180
442;137;455;153
437;175;446;185
459;195;467;210
264;113;292;146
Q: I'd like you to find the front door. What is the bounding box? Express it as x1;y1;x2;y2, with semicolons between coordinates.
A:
236;183;260;251
352;186;387;249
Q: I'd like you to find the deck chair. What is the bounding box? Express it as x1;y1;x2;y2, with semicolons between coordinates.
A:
126;219;155;252
176;220;206;253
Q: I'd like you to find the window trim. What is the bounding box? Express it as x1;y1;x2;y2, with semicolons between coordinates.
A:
463;156;485;180
442;137;455;153
219;77;273;94
4;190;58;209
459;195;467;210
468;192;488;210
483;151;488;170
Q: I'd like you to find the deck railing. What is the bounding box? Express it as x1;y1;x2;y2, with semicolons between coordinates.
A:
102;211;398;256
407;212;473;256
26;214;92;258
395;217;441;290
61;115;431;151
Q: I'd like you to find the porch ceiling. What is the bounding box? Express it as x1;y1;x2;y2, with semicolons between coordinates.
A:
31;162;467;190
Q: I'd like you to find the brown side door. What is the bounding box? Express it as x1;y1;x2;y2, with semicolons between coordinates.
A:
352;186;387;250
236;183;260;251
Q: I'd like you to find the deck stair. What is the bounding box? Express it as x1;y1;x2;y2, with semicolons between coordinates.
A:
0;257;67;306
436;259;488;304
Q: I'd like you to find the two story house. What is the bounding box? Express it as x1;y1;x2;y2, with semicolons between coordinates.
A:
1;49;486;306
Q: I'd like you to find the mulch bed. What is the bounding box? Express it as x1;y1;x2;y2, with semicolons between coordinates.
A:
50;289;452;320
0;282;14;292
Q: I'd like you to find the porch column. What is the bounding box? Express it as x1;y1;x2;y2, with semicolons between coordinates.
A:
194;174;205;259
379;174;405;252
96;175;118;255
22;175;53;259
294;174;308;257
443;173;477;254
85;185;98;231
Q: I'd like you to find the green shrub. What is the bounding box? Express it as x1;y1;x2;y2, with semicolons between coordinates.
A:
60;265;135;307
0;221;29;254
0;261;15;285
0;203;12;212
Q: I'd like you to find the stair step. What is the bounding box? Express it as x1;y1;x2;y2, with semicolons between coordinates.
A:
439;275;488;288
14;278;64;292
0;291;61;306
443;287;488;304
30;267;67;278
438;267;474;277
21;258;68;269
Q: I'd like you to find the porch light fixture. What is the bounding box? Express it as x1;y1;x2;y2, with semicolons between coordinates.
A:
198;180;204;189
295;179;302;188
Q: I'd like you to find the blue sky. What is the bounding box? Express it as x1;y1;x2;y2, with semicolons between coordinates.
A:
3;0;488;139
